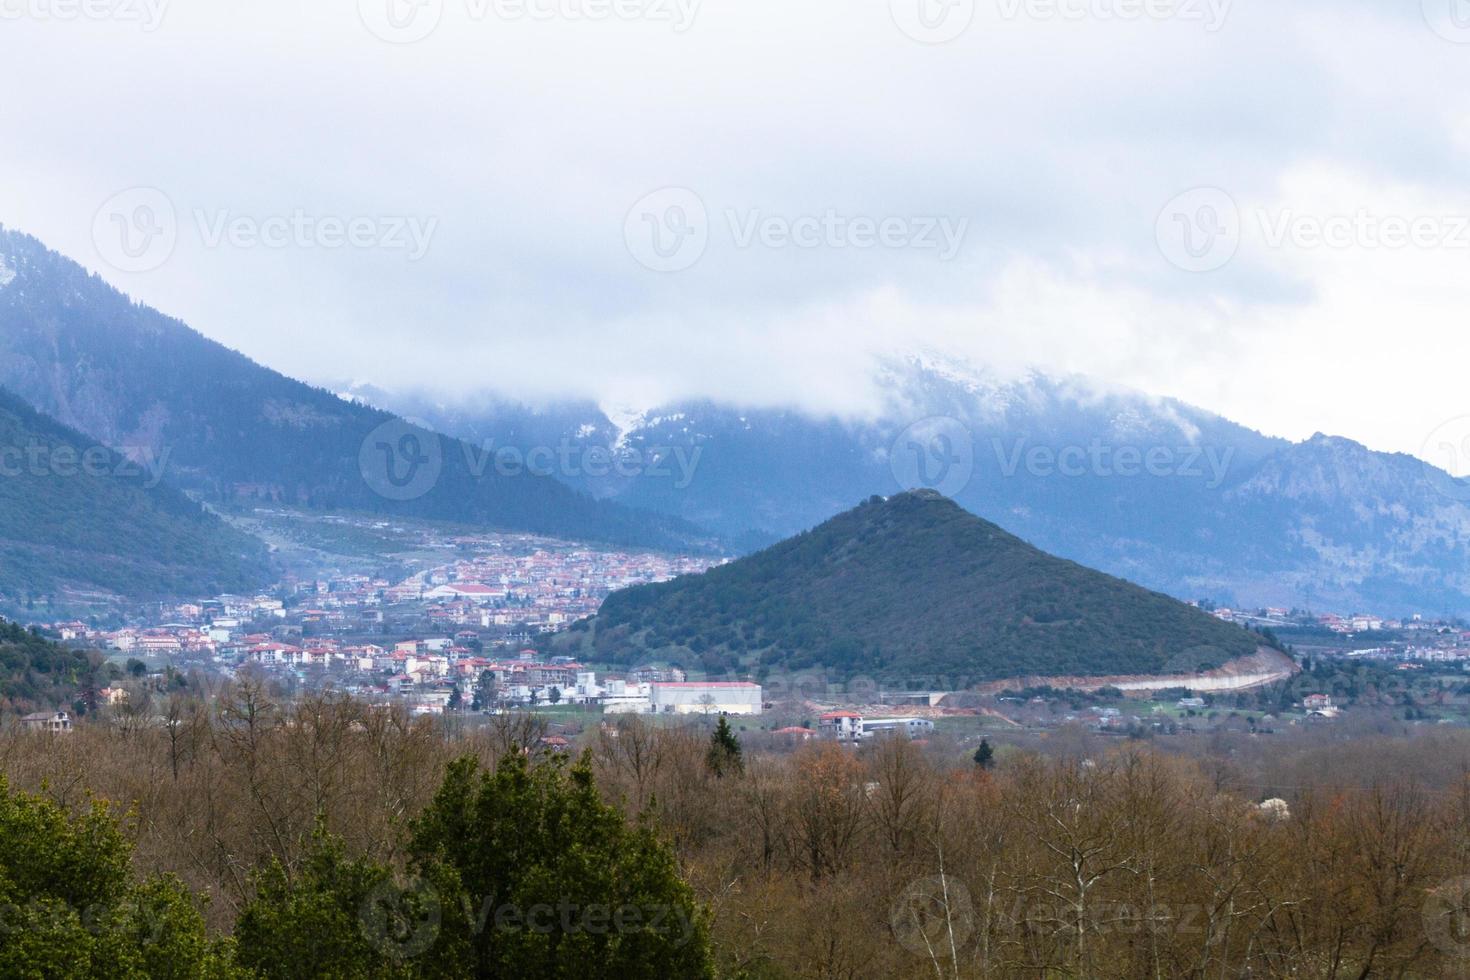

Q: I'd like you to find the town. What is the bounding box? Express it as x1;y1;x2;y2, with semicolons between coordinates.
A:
21;555;1470;744
13;506;1470;737
33;515;747;716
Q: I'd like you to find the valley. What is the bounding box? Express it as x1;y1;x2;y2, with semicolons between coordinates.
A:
7;5;1470;977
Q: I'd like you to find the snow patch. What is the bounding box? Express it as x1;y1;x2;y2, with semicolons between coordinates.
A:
601;403;652;449
0;254;15;289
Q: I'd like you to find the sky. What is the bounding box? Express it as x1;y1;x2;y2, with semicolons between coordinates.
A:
2;0;1469;473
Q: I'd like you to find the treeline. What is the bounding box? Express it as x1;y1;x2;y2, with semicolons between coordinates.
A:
4;686;1470;977
0;687;711;978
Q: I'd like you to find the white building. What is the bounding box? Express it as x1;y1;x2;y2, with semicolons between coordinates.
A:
818;712;933;740
425;584;504;603
860;718;934;740
819;710;864;740
600;679;653;714
571;671;605;704
649;682;762;715
21;711;71;734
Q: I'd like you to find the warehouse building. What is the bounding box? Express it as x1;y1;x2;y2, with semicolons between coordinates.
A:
649;681;763;715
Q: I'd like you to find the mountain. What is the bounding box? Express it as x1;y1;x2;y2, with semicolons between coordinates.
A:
0;385;270;604
550;490;1273;684
349;356;1470;616
0;228;709;554
1217;434;1470;613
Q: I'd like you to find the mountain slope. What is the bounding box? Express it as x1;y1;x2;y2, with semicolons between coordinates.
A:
360;356;1470;615
0;385;270;603
1214;434;1470;613
0;228;708;553
553;491;1272;683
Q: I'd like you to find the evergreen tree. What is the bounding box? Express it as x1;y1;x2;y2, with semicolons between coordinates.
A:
471;670;495;712
234;824;464;979
410;753;715;978
705;716;744;777
973;738;995;770
0;775;235;978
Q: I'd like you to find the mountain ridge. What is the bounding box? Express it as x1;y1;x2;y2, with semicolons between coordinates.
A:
342;359;1470;615
0;227;712;555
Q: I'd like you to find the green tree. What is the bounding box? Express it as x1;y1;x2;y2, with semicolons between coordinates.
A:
410;753;716;978
0;775;236;978
973;738;995;770
471;671;495;712
705;716;743;777
234;825;464;979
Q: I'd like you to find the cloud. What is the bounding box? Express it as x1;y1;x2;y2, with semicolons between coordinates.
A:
0;0;1466;462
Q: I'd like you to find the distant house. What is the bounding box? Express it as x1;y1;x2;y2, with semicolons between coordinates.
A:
819;710;863;741
818;712;933;740
21;711;71;734
539;735;572;754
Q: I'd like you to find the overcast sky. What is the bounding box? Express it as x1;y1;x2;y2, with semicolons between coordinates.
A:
2;0;1469;471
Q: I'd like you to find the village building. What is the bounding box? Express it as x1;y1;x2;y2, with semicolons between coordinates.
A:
21;711;71;734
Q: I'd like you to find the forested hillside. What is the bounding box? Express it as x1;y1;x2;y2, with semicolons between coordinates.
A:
558;491;1271;682
0;385;271;604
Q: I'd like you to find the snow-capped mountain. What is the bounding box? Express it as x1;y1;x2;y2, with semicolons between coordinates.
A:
342;355;1470;616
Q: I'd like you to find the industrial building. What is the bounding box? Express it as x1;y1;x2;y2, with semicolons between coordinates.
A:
650;681;763;715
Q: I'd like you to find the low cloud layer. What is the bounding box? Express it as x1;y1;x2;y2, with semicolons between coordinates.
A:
2;0;1467;470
